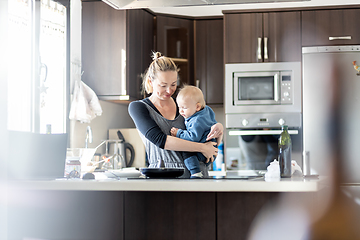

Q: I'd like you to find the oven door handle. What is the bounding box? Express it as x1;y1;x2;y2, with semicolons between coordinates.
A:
229;130;298;136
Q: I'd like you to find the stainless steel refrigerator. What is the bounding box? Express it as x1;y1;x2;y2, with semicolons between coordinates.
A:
302;45;360;183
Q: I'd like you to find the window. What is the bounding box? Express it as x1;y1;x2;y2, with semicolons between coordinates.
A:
8;0;68;134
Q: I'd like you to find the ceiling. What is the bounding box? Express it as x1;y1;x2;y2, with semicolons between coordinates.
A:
146;0;359;17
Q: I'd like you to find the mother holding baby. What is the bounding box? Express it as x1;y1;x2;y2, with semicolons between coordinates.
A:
128;52;223;178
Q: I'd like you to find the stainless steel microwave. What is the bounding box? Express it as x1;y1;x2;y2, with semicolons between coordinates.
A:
225;62;302;128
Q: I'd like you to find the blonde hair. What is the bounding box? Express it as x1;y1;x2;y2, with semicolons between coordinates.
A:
177;85;206;109
142;52;179;95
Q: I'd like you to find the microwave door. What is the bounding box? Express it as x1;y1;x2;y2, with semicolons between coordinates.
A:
234;71;280;105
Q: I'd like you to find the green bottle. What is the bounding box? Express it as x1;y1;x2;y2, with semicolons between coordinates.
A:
278;125;292;178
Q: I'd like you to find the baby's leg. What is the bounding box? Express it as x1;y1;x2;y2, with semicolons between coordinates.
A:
184;156;203;178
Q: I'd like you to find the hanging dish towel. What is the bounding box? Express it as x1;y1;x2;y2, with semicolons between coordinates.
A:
69;81;103;123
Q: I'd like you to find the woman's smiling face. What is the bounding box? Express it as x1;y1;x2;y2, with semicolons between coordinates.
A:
151;71;178;100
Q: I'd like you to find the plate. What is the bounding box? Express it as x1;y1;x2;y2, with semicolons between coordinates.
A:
108;168;142;178
140;168;185;178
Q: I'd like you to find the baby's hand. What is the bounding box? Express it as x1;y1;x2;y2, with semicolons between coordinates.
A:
170;127;178;137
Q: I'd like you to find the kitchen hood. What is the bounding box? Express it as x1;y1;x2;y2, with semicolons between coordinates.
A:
102;0;309;10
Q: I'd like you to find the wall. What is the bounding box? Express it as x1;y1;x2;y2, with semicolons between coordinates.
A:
69;101;135;153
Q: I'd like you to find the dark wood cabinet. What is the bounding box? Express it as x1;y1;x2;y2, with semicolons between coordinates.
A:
155;15;194;87
82;2;154;102
82;2;126;96
124;191;216;240
224;11;301;63
127;9;155;100
217;192;278;240
195;18;224;105
8;189;323;240
302;8;360;46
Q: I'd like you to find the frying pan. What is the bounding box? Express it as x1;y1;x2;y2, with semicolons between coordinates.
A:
140;168;185;178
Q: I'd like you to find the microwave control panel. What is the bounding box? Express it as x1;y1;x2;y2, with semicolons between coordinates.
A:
280;71;293;104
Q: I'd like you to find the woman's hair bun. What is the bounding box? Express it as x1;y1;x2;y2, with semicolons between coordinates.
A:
152;52;163;60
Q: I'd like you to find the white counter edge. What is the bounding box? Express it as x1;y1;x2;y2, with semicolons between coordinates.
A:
6;177;327;192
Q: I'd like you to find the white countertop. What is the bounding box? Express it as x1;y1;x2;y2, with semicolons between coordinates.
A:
6;175;326;192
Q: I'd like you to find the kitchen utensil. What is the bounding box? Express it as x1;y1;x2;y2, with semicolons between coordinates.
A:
117;130;125;142
140;168;185;178
101;141;113;170
112;130;135;167
108;128;146;168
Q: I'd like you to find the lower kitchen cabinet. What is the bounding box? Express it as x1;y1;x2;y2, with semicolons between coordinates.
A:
217;192;279;240
124;191;216;240
7;190;124;240
8;190;310;240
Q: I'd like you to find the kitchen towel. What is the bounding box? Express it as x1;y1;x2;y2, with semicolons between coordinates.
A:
69;80;102;123
265;159;303;180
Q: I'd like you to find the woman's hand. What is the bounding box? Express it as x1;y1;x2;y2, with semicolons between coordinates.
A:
206;123;224;142
201;141;218;163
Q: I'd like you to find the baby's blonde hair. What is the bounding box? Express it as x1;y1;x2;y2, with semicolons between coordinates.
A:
142;52;179;95
177;85;206;109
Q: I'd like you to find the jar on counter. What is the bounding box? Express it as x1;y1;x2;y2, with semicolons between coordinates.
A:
65;157;81;178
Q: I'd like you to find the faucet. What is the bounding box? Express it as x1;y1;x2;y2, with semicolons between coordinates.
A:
85;126;93;148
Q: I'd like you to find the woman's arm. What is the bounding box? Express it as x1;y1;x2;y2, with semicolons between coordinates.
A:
164;135;218;161
128;101;168;148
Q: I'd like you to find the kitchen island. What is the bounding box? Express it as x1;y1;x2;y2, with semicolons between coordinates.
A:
5;176;327;240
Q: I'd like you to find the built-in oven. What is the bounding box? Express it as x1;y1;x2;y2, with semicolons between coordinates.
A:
224;62;303;171
225;127;302;171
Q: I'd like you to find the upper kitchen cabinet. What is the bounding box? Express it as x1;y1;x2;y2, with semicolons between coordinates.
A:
302;8;360;46
82;2;154;102
155;15;194;87
224;11;301;63
195;18;224;105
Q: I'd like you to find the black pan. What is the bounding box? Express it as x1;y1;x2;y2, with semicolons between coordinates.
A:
140;168;185;178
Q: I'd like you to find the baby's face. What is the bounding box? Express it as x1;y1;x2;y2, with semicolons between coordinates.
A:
177;96;200;119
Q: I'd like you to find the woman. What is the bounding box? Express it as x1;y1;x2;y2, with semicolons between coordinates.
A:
128;52;223;178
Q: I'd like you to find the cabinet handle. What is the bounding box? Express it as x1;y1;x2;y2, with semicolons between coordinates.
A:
264;37;268;60
196;80;200;88
257;37;262;61
329;36;352;41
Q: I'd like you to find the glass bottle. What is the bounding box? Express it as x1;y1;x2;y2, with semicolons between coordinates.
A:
278;125;292;178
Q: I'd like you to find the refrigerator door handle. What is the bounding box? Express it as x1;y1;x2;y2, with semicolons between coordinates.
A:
303;151;311;176
329;36;352;41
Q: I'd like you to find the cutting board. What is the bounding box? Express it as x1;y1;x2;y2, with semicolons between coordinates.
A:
108;128;146;168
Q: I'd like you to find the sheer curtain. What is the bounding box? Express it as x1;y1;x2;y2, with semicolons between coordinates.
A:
8;0;67;133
